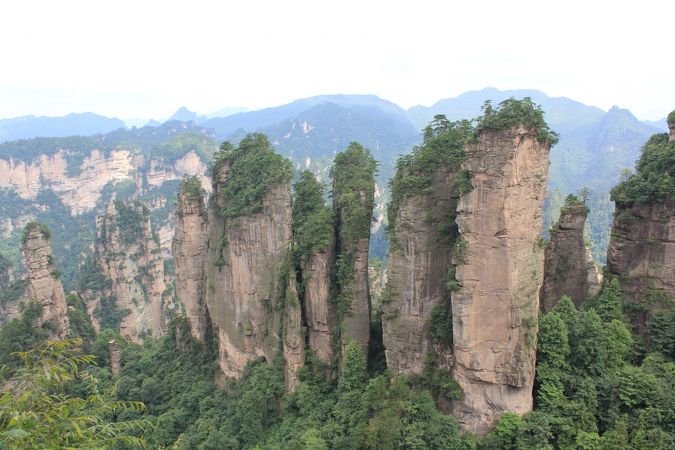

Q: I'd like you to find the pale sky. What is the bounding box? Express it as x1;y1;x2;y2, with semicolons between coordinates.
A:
0;0;672;121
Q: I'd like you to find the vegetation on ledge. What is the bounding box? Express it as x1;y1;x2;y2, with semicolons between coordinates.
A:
292;171;333;265
331;142;378;243
178;175;205;201
556;194;590;220
610;131;674;206
21;221;51;243
387;115;471;237
214;133;293;220
475;97;559;145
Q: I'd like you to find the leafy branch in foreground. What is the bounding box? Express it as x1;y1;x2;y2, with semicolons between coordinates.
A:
0;338;150;449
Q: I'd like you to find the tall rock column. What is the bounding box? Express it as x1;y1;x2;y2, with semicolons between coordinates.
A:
381;118;471;375
607;119;675;332
292;171;336;367
21;223;70;338
540;196;602;311
96;197;167;342
383;168;458;374
452;122;552;434
331;143;377;361
283;267;304;392
173;177;209;340
204;135;294;379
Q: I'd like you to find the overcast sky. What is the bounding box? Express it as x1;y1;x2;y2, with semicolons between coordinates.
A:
0;0;672;121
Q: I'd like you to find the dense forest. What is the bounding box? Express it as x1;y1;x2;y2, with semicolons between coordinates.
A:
0;101;673;449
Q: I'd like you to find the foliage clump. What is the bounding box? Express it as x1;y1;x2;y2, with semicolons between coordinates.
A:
331;142;378;243
610;132;674;205
330;142;377;338
560;193;588;212
21;221;50;244
292;171;333;265
497;288;675;449
108;199;150;246
150;132;217;166
388;115;472;235
475;97;559;145
668;109;675;125
0;302;50;371
0;338;149;449
178;175;205;201
214;134;293;220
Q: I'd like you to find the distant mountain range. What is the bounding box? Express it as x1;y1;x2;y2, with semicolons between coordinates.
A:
0;88;669;262
0;113;125;143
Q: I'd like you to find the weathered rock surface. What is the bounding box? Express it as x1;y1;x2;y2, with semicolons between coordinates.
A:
205;162;293;378
108;340;122;375
452;126;550;435
382;168;457;375
21;224;70;337
0;149;211;215
606;201;675;330
95;198;168;342
541;203;602;311
334;192;374;360
301;249;336;365
283;269;304;392
173;184;209;340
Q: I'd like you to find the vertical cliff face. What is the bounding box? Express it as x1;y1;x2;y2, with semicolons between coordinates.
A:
283;267;304;392
541;198;602;311
331;143;377;360
108;340;122;375
96;198;167;342
204;136;294;379
606;201;674;329
292;171;336;367
300;250;335;364
0;253;24;324
607;120;675;332
383;168;458;375
173;178;209;340
21;223;70;337
452;125;551;434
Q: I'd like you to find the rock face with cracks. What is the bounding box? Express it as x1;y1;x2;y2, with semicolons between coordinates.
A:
301;249;336;366
382;168;458;375
606;121;675;333
205;160;293;379
94;198;169;343
173;182;209;340
606;201;674;331
541;202;602;311
452;126;550;435
20;224;70;337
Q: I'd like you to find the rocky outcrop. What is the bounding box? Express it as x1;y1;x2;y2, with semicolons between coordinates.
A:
331;143;377;360
205;161;293;379
95;198;168;342
301;250;336;365
541;201;602;311
173;180;209;340
283;269;304;392
382;168;458;375
108;340;122;375
21;223;70;337
606;201;674;330
452;126;550;435
607;119;674;332
146;151;211;190
0;149;211;215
